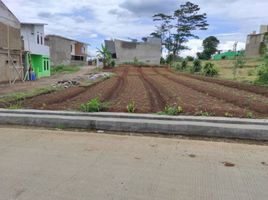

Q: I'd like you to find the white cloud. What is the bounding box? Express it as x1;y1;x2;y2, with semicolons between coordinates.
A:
180;40;245;58
1;0;266;54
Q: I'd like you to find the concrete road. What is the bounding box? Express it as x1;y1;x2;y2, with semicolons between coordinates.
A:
0;127;268;200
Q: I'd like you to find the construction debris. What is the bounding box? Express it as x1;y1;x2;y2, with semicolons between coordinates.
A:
52;72;113;88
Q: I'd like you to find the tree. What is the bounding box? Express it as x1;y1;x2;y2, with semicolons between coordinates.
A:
198;36;219;60
151;2;208;60
97;44;112;68
232;54;246;79
151;13;173;54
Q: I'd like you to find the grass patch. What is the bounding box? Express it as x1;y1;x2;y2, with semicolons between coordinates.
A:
0;86;59;108
51;65;81;75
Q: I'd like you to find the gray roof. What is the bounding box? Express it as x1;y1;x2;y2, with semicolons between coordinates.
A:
45;34;90;46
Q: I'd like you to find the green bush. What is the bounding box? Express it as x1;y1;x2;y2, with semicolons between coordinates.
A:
110;60;116;67
181;60;188;70
186;56;194;62
80;98;109;112
195;111;210;116
127;101;136;113
202;62;219;77
192;59;202;73
160;57;166;64
246;112;254;118
159;105;183;116
256;64;268;85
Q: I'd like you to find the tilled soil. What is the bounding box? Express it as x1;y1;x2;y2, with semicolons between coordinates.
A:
14;65;268;118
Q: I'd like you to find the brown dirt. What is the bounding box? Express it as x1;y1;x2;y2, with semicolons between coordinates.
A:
155;68;268;115
5;65;268;118
0;66;94;96
179;71;268;97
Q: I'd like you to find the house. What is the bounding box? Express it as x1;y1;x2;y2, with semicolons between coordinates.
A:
45;35;88;66
105;37;162;65
245;25;268;58
21;23;51;79
212;50;244;60
0;0;23;83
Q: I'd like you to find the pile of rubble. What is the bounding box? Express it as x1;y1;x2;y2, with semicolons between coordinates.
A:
52;72;113;89
52;80;80;88
86;72;113;81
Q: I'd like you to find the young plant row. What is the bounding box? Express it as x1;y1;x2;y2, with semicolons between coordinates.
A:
171;59;219;77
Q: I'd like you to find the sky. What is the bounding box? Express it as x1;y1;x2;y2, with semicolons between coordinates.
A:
3;0;268;57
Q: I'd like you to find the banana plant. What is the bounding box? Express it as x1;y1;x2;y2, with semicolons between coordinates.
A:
97;44;112;68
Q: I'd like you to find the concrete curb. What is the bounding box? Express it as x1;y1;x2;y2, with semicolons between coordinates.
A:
0;109;268;141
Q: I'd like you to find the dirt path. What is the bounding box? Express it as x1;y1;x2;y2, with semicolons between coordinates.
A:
0;66;94;96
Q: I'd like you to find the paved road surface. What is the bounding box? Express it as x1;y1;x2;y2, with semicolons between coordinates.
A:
0;126;267;200
0;66;94;95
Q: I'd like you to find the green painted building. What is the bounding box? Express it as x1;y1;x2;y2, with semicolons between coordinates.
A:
212;51;244;60
21;23;51;79
26;53;50;78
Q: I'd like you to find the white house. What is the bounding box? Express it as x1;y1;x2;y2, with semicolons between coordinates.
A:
21;23;51;78
21;23;49;56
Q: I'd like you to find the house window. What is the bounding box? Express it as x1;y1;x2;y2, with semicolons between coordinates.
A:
47;60;49;70
44;60;46;71
71;45;73;52
41;35;43;45
112;53;117;59
37;33;40;44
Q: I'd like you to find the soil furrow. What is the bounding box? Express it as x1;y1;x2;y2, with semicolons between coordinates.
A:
108;66;151;112
150;67;257;117
173;70;268;98
137;67;166;112
155;68;267;115
102;67;129;101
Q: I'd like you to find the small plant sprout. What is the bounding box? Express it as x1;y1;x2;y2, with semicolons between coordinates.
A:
80;98;110;112
246;112;254;118
224;112;233;118
127;101;136;113
195;111;210;116
159;105;183;116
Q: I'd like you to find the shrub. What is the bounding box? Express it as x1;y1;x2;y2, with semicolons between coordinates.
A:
160;57;166;64
232;55;246;79
246;112;254;118
80;98;109;112
195;111;210;116
181;60;188;71
192;59;202;73
127;101;136;113
186;56;195;61
256;64;268;85
110;60;116;67
224;112;233;118
202;62;219;77
159;105;183;116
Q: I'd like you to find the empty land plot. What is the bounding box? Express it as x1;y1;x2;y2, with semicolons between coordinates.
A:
4;65;268;118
